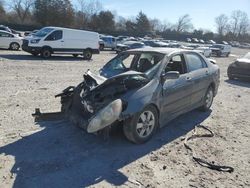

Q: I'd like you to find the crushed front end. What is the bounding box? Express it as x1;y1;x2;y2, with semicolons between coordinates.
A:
32;70;149;134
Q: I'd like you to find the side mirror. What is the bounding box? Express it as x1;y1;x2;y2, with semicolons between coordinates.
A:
161;71;180;81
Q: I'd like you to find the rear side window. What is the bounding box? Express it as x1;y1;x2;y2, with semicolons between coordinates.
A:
185;53;207;72
45;30;63;41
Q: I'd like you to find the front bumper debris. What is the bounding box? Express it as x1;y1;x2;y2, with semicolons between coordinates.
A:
32;108;65;122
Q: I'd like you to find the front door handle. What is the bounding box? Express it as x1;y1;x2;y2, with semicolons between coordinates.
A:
186;77;192;81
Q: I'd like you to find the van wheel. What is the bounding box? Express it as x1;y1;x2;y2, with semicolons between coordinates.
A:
10;42;20;50
83;50;92;60
226;53;230;57
73;54;78;58
200;86;214;112
99;44;104;51
123;105;158;144
41;48;51;59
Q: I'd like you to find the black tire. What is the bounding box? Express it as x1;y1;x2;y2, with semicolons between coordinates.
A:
9;42;20;51
73;54;78;58
226;52;230;57
31;52;39;56
83;49;92;60
200;86;214;112
99;44;104;51
41;48;52;59
217;51;222;57
123;105;159;144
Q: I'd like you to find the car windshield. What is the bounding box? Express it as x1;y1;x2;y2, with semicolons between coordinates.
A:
243;52;250;59
212;45;224;49
34;28;54;37
103;52;164;79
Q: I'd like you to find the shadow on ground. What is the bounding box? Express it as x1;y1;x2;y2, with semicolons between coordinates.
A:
0;110;211;188
0;53;91;62
225;79;250;88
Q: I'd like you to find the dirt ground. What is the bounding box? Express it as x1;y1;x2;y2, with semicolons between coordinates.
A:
0;48;250;188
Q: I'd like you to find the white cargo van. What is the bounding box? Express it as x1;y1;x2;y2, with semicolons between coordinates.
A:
22;27;100;59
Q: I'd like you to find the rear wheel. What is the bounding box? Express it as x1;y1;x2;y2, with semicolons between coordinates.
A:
72;54;78;58
41;48;52;59
200;87;214;111
99;44;104;51
217;51;222;57
123;105;158;144
9;42;20;50
83;49;92;60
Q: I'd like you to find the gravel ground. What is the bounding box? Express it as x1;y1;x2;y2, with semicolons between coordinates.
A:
0;48;250;188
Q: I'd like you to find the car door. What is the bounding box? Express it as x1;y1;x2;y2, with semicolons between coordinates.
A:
43;30;63;51
161;53;194;120
0;31;12;48
184;52;210;105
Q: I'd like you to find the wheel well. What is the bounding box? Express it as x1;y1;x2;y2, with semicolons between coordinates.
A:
148;103;160;119
9;42;19;47
209;82;215;96
42;46;53;52
85;48;92;52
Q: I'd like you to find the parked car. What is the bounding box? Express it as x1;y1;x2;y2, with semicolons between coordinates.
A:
194;46;212;57
143;40;168;47
115;41;147;53
207;40;216;44
100;36;117;50
0;25;22;37
192;38;199;43
0;25;11;33
22;27;100;59
199;39;205;44
186;38;192;42
210;44;231;57
227;52;250;80
33;48;220;144
0;30;23;50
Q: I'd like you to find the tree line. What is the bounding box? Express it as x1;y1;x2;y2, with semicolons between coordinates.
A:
0;0;249;42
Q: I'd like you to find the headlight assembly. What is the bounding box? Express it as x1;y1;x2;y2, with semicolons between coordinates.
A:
87;99;122;133
30;39;41;44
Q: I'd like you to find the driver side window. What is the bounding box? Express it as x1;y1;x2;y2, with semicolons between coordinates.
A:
165;54;187;74
45;30;62;41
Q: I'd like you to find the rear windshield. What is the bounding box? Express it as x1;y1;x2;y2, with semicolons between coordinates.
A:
243;52;250;59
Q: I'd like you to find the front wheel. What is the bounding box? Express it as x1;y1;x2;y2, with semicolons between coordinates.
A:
123;105;158;144
41;48;52;59
200;87;214;111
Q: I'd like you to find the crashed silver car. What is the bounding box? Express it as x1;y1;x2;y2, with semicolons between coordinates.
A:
227;52;250;80
33;48;220;144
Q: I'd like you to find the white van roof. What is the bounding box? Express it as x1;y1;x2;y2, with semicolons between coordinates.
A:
44;26;99;35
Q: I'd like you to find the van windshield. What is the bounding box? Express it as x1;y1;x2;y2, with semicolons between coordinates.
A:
34;28;54;38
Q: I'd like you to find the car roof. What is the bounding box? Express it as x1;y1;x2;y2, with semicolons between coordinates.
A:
127;47;192;55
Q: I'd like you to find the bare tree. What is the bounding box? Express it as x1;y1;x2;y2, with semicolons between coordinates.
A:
175;14;193;32
9;0;34;23
230;10;249;36
215;14;229;36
